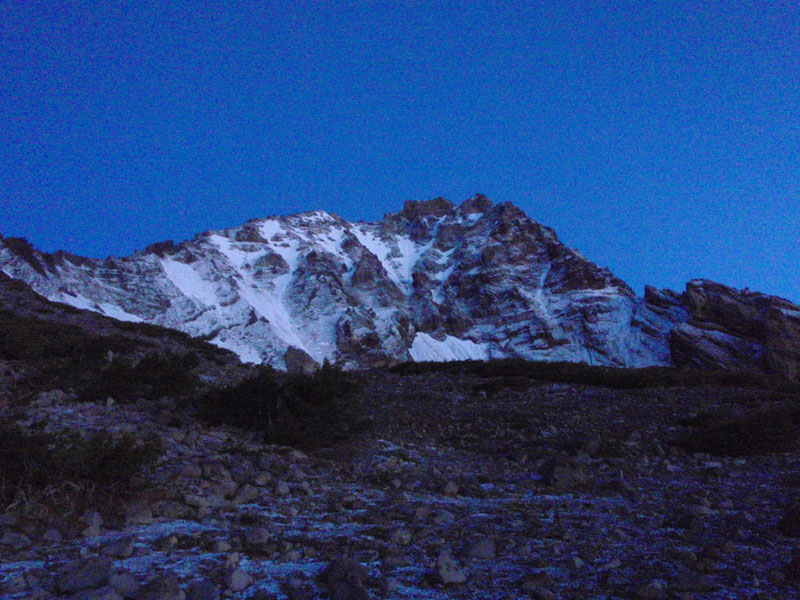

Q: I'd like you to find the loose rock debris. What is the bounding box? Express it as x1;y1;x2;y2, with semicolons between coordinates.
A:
1;371;799;599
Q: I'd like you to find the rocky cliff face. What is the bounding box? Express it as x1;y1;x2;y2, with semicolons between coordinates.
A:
1;195;796;376
670;280;800;380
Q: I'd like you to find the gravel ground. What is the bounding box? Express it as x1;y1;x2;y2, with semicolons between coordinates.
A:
1;371;799;599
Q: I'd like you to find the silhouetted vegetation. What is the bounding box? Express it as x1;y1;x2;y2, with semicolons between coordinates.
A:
0;310;135;362
114;320;229;359
0;308;208;401
197;361;366;448
390;358;800;392
197;366;280;429
0;423;162;509
79;352;201;403
0;289;235;401
674;404;800;456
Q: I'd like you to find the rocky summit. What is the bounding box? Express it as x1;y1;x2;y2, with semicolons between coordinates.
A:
1;195;799;379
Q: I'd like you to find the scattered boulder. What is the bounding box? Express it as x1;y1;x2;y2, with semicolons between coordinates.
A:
110;571;141;598
388;529;412;547
102;536;135;559
254;471;273;486
234;484;261;505
55;557;112;594
186;579;220;600
443;481;459;496
636;581;668;600
224;568;252;592
284;570;316;600
137;575;185;600
319;557;370;600
433;510;456;527
553;464;589;490
519;580;557;600
285;346;318;374
32;388;70;407
435;549;467;584
152;500;194;519
243;527;271;551
0;531;32;550
125;500;154;526
42;528;62;543
74;586;124;600
81;510;104;537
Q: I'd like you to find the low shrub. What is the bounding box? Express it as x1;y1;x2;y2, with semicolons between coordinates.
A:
197;361;366;449
196;366;280;429
0;310;148;393
674;404;800;456
0;423;162;509
0;304;230;398
0;310;109;362
115;320;229;359
390;358;800;392
78;351;200;403
282;359;362;405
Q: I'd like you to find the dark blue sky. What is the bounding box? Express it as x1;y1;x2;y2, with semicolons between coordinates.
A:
1;2;798;302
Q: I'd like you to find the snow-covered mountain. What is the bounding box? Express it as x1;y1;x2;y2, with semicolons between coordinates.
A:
0;195;700;369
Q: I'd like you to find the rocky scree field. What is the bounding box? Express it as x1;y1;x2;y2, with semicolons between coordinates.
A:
1;274;800;599
2;353;800;598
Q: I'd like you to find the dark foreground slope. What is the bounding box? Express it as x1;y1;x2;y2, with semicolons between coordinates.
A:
0;271;246;404
1;316;799;600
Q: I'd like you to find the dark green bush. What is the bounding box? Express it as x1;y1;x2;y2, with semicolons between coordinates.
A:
282;359;361;405
674;404;800;456
197;366;280;429
0;310;106;361
0;311;154;378
79;352;200;403
197;361;365;449
390;358;800;392
0;424;162;507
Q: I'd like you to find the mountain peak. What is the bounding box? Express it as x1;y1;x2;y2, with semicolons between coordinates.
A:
5;196;794;378
459;193;493;214
397;197;455;220
0;197;676;368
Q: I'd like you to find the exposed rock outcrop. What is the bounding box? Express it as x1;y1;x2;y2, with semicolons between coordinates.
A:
285;346;318;374
670;280;800;380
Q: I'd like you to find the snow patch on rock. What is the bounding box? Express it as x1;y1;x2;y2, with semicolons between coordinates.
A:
410;333;491;362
